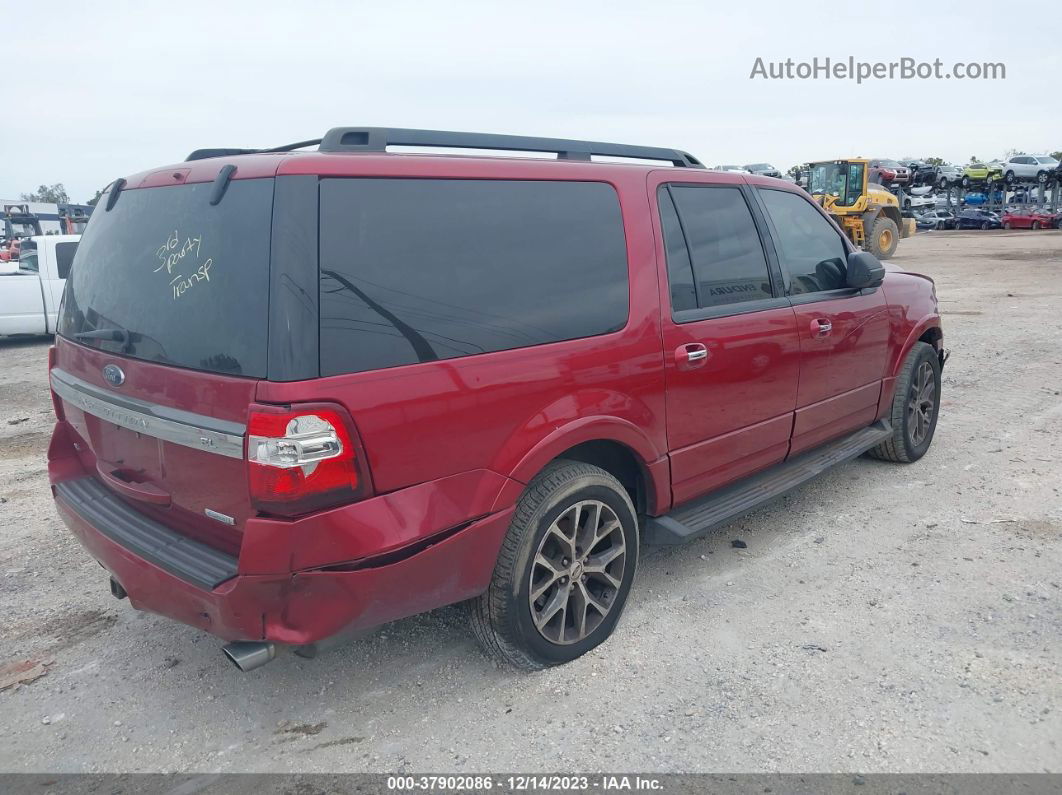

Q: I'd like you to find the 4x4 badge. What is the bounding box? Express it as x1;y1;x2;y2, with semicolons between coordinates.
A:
102;364;125;387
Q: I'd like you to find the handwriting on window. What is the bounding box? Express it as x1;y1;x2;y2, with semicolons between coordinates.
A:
155;230;214;300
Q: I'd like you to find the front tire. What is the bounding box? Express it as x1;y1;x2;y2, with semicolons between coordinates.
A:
867;342;941;463
469;460;639;670
868;216;899;259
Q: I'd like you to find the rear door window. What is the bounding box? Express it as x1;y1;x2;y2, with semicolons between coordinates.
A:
662;185;773;309
318;178;629;376
58;179;273;376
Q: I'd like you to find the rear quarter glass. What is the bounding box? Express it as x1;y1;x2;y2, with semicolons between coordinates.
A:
58;179;273;377
318;178;629;376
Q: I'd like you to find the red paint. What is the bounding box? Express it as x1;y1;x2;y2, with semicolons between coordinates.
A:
48;152;942;649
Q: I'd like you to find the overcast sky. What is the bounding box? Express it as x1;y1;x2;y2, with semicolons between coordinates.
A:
4;0;1059;202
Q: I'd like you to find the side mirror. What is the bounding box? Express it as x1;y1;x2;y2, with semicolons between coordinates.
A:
846;251;885;289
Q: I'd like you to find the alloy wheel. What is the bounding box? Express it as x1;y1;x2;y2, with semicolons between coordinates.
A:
906;361;936;446
529;500;627;645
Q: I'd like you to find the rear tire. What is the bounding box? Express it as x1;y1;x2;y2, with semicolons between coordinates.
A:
866;342;941;463
469;460;639;670
867;217;899;259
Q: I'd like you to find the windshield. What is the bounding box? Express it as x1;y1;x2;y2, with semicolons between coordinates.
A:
57;179;274;377
809;162;865;207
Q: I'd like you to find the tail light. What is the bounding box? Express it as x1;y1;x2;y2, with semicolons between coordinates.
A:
246;403;372;517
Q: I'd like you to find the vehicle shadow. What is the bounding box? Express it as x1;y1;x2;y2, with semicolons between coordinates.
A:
0;334;53;350
202;453;891;687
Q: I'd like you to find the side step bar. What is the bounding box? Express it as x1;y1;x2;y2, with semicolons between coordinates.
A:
645;420;892;545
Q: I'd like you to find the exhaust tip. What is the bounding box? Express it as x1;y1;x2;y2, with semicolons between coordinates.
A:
109;577;128;600
222;641;276;672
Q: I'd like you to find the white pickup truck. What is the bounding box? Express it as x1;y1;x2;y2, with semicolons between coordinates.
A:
0;234;79;336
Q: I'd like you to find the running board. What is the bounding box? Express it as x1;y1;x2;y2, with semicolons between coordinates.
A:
645;420;892;545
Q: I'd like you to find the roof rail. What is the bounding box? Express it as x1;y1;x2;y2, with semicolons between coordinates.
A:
318;127;704;168
185;139;322;162
184;129;704;168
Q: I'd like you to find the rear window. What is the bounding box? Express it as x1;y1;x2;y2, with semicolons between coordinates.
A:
55;241;77;279
58;179;273;376
318;179;629;376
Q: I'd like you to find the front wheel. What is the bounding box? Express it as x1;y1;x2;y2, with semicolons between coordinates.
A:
867;216;899;259
981;221;991;230
1003;221;1012;229
469;460;639;670
1032;221;1041;230
867;342;941;463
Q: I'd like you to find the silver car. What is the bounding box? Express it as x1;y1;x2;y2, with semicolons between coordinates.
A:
1000;155;1059;184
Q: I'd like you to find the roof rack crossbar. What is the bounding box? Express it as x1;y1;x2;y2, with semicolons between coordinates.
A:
318;127;704;168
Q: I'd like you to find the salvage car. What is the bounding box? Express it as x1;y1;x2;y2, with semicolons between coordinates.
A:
870;159;911;185
1000;155;1059;184
916;209;956;230
47;127;946;672
961;162;1003;188
1001;208;1059;229
955;208;1001;229
742;163;782;178
934;164;963;189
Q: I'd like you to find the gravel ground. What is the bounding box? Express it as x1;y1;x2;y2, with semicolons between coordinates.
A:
0;230;1059;774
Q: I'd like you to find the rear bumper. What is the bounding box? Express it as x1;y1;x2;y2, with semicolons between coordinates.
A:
54;486;513;644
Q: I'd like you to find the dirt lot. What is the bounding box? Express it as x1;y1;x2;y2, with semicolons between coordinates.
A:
0;230;1059;774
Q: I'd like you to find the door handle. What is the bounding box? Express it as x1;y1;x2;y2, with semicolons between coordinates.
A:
675;343;710;370
810;318;833;337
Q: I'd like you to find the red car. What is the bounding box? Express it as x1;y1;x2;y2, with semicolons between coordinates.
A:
1001;208;1058;229
48;127;946;672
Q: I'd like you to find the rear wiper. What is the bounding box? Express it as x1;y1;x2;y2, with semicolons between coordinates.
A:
73;328;127;343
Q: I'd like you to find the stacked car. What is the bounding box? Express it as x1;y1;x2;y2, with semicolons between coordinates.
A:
1001;208;1060;229
999;155;1059;185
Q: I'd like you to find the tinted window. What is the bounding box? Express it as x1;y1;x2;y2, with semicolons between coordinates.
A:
58;179;273;376
55;241;77;279
319;179;628;376
759;188;848;294
667;186;772;308
657;190;696;311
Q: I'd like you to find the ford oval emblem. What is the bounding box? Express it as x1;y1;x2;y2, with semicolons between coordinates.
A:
102;364;125;387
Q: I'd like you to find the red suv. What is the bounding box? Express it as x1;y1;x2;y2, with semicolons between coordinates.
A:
48;127;946;672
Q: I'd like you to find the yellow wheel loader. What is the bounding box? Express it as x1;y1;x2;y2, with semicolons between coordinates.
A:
808;160;914;259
